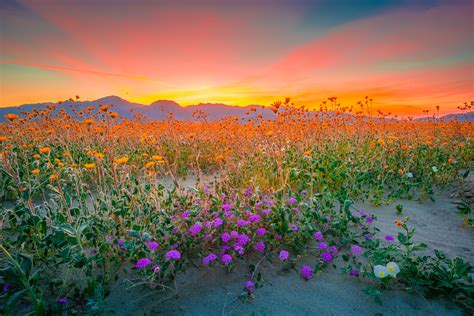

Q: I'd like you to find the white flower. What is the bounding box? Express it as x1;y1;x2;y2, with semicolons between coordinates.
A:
374;265;389;278
386;262;400;277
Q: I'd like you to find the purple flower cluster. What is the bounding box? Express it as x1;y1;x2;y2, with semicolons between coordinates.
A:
221;203;231;212
351;245;363;256
237;219;249;227
221;254;233;265
318;242;328;249
135;257;152;269
146;240;159;251
279;250;289;262
189;223;202;236
222;232;231;243
248;214;261;222
256;227;266;236
313;231;324;240
203;253;218;266
165;250;181;261
244;280;255;293
213;218;224;228
321;251;333;263
255;241;266;253
300;265;313;280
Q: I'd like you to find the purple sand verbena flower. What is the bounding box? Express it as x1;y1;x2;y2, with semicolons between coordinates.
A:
213;218;224;228
279;250;289;262
349;269;359;277
165;250;181;261
300;265;313;280
222;232;231;243
385;235;394;241
237;234;250;245
146;241;159;251
321;252;333;263
244;280;255;293
57;297;70;303
313;231;323;240
288;197;297;204
221;245;231;252
255;241;266;253
329;246;338;254
152;265;161;273
256;227;266;236
351;245;363;256
318;242;328;249
203;253;218;266
248;214;261;222
135;258;152;269
234;244;245;255
237;219;249;227
221;254;233;265
221;204;232;212
365;216;374;223
189;223;202;236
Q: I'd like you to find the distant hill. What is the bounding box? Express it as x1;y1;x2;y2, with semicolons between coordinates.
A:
0;96;472;122
0;96;276;122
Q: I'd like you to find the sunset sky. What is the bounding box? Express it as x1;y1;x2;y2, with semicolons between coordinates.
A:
1;0;472;115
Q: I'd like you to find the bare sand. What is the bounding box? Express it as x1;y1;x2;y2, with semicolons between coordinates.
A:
105;186;473;315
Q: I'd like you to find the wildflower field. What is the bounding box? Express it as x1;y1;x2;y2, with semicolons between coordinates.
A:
0;99;473;314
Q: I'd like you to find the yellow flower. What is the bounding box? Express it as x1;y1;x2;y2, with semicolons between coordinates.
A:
113;157;129;164
39;147;51;154
145;161;155;168
5;113;19;121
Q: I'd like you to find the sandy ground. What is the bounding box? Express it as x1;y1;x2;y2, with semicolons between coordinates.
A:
105;186;473;315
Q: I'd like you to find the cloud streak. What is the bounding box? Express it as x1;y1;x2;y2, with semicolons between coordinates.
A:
0;59;176;86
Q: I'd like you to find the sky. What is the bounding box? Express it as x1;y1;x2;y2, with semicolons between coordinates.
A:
0;0;473;115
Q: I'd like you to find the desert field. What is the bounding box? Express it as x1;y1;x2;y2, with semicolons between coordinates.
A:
0;100;473;314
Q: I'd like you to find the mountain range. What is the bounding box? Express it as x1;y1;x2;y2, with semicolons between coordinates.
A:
0;96;472;122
